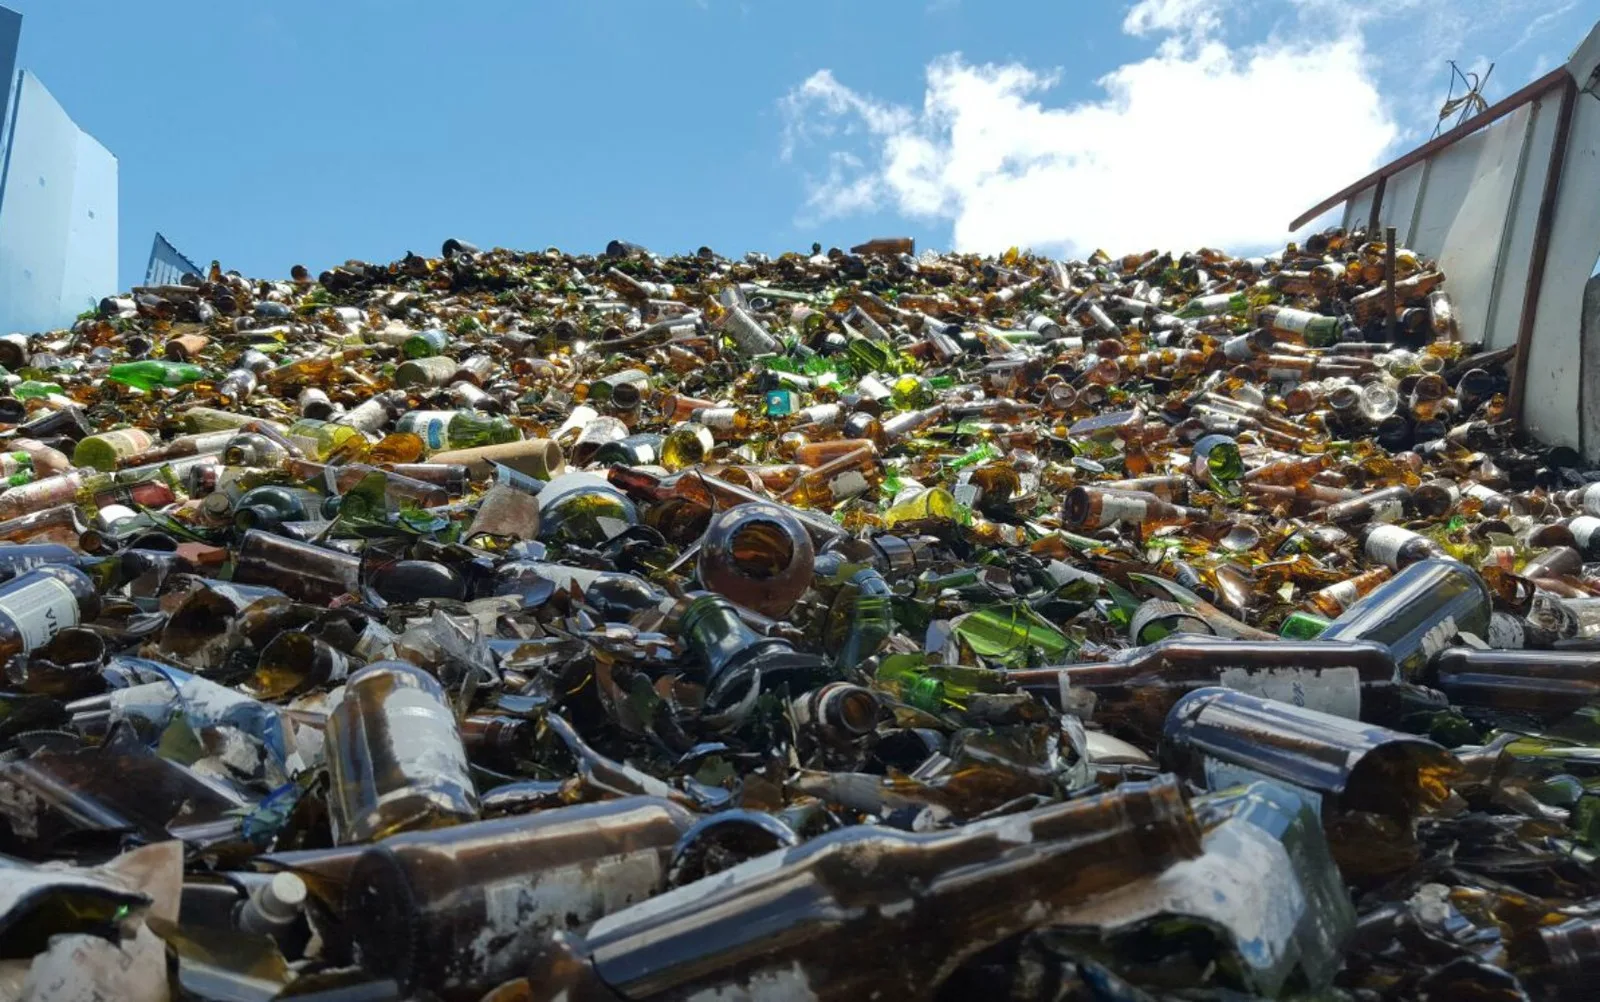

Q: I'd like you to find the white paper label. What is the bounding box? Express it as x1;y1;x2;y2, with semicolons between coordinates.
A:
0;575;78;652
396;410;456;450
379;688;472;786
1418;615;1459;658
464;852;665;992
1572;516;1600;554
1363;524;1414;568
1322;579;1359;612
92;428;153;457
1584;482;1600;516
1222;335;1255;363
1216;665;1361;719
829;470;871;500
1272;308;1315;333
1267;366;1306;383
1097;494;1149;527
1370;497;1406;523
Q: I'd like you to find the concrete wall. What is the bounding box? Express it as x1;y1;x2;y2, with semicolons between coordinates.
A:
1583;275;1600;455
0;7;119;336
0;9;18;164
1321;19;1600;457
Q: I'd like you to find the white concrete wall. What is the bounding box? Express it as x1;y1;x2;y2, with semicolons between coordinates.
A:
60;127;118;318
0;71;118;334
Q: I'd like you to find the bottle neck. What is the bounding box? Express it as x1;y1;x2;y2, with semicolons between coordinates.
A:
584;779;1200;998
606;465;670;501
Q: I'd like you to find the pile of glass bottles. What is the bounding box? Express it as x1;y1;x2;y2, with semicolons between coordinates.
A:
0;231;1595;1001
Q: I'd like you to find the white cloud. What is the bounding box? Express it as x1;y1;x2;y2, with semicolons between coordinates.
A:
1122;0;1224;38
782;30;1394;256
779;0;1578;257
1504;0;1579;57
779;70;913;161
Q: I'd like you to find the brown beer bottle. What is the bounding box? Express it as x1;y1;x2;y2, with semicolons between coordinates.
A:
1010;636;1396;743
696;503;815;619
520;779;1201;1002
609;465;846;547
1306;567;1392;618
1318;485;1413;525
1425;646;1600;720
231;530;362;605
1242;453;1333;487
346;797;695;1002
1357;524;1447;569
780;446;882;508
1064;487;1196;529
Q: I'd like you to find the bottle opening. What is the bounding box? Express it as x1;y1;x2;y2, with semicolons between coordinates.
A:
612;383;642;409
821;685;879;736
1065;486;1091;525
728;518;795;579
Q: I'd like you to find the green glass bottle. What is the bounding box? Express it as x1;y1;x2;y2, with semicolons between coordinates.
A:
232;484;337;531
286;417;369;461
844;327;898;376
1279;610;1331;640
890;374;934;409
400;328;451;359
106;360;210;390
946;442;1000;471
1256;305;1343;348
1175;291;1249;319
11;380;62;400
1191;434;1243;489
872;655;1005;713
910;567;983;598
677;592;826;707
831;567;895;669
395;410;521;454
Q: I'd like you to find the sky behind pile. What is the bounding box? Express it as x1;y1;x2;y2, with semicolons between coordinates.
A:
9;0;1592;285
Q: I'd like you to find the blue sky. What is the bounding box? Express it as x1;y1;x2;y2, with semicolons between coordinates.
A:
5;0;1596;288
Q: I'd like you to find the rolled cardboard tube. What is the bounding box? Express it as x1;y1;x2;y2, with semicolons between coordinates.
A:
429;438;564;480
164;334;211;362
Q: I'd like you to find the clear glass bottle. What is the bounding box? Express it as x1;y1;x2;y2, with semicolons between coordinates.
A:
1161;686;1457;818
1317;558;1491;680
324;660;480;845
828;566;894;669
